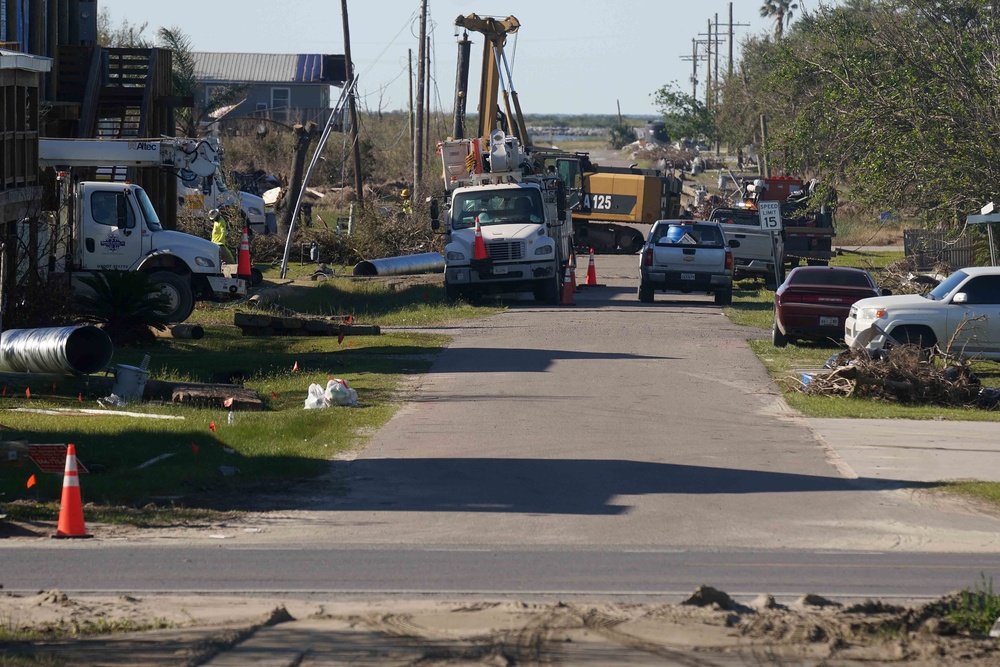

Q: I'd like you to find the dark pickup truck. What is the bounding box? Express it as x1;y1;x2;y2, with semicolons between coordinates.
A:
637;220;738;305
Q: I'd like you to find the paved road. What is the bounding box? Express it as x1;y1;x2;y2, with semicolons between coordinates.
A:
3;255;999;601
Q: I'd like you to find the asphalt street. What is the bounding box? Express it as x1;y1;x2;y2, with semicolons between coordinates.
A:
3;254;999;601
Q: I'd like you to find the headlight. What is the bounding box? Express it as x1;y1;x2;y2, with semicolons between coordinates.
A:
248;207;263;216
446;250;466;261
195;256;216;268
533;244;553;256
860;307;887;320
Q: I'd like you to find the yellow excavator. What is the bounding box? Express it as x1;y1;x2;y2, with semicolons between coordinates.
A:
450;13;682;254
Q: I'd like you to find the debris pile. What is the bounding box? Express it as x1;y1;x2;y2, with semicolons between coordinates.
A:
798;346;999;409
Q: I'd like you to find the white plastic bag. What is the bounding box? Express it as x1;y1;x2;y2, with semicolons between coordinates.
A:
303;382;331;409
325;378;358;407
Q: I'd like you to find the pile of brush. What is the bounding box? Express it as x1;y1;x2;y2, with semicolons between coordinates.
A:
798;345;998;408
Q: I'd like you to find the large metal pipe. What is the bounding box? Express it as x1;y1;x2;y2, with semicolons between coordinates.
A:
0;326;114;376
353;252;445;277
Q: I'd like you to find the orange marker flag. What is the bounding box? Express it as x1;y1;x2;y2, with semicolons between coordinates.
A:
78;393;83;403
347;341;354;347
26;474;37;489
1;386;5;396
223;397;234;408
209;421;217;433
271;392;279;400
338;332;345;345
25;388;30;399
292;361;299;371
191;442;200;455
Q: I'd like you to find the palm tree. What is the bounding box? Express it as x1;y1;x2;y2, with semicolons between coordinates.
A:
760;0;799;39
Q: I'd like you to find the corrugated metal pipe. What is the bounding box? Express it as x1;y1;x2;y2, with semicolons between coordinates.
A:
0;326;114;376
353;252;445;277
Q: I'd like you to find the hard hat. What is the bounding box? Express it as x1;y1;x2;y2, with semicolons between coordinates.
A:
208;208;220;221
401;189;410;198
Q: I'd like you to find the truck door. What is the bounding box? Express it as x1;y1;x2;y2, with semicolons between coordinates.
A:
83;188;144;270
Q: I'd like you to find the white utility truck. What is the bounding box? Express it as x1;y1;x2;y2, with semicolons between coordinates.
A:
433;131;571;304
175;137;270;236
38;138;246;322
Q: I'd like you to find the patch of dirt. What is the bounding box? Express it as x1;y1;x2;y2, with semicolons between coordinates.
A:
3;589;998;666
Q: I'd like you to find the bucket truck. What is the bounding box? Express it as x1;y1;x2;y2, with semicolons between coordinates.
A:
433;14;572;303
38;138;246;322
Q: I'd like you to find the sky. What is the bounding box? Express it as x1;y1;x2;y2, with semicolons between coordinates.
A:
98;0;814;117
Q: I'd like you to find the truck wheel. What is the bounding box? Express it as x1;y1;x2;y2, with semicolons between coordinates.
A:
444;281;461;302
714;288;733;306
148;271;195;323
638;282;654;303
772;321;788;348
890;325;937;350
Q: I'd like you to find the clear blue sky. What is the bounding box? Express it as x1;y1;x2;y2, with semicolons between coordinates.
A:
98;0;817;116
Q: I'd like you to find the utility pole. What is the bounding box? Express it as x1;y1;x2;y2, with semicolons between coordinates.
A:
453;31;471;138
728;2;734;77
341;0;364;205
408;48;413;140
679;37;706;100
425;34;431;159
705;19;712;109
413;0;427;200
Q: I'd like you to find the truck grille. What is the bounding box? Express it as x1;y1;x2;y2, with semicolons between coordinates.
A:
486;241;525;261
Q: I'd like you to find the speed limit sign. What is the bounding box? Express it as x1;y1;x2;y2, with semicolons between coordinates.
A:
759;200;782;231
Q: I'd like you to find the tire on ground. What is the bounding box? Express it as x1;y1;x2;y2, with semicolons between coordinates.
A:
148;271;195;323
714;288;733;306
772;320;788;348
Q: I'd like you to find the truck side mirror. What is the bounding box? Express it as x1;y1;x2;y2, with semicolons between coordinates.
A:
557;181;567;222
429;199;440;231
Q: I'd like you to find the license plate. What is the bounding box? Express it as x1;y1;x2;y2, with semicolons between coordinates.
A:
492;265;508;275
820;316;839;326
680;272;695;281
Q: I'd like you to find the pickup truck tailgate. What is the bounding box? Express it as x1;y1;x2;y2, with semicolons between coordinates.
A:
652;243;724;272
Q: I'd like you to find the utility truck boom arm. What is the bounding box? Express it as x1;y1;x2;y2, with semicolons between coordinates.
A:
38;138;218;178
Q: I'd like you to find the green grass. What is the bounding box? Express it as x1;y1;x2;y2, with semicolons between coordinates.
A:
0;274;505;520
946;575;1000;636
0;617;172;641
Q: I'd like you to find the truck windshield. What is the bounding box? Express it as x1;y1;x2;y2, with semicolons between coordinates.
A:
450;190;544;229
134;188;163;231
927;270;968;300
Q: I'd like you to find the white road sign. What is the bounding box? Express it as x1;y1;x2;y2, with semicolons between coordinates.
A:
758;200;782;231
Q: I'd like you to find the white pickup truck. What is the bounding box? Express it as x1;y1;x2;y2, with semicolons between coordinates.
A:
845;266;1000;358
637;220;738;305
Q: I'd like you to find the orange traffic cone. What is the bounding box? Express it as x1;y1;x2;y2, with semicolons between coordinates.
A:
586;248;599;286
54;444;91;539
569;252;579;292
560;266;575;306
472;218;488;261
236;227;252;281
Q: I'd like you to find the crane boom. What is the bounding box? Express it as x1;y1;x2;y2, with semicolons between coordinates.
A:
454;13;522;145
38;138;219;178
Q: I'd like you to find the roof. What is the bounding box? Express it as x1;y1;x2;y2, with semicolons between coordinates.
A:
191;52;346;85
0;48;52;73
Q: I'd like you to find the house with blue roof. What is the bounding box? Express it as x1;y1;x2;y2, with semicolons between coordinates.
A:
191;52;347;127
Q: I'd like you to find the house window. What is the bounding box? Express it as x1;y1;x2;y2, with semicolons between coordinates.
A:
271;87;290;122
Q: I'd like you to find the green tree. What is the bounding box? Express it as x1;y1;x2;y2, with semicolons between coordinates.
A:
651;83;713;142
760;0;799;39
157;26;247;137
607;123;636;150
97;7;151;47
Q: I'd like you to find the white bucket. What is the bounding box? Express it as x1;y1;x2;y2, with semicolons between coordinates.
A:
112;364;149;402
